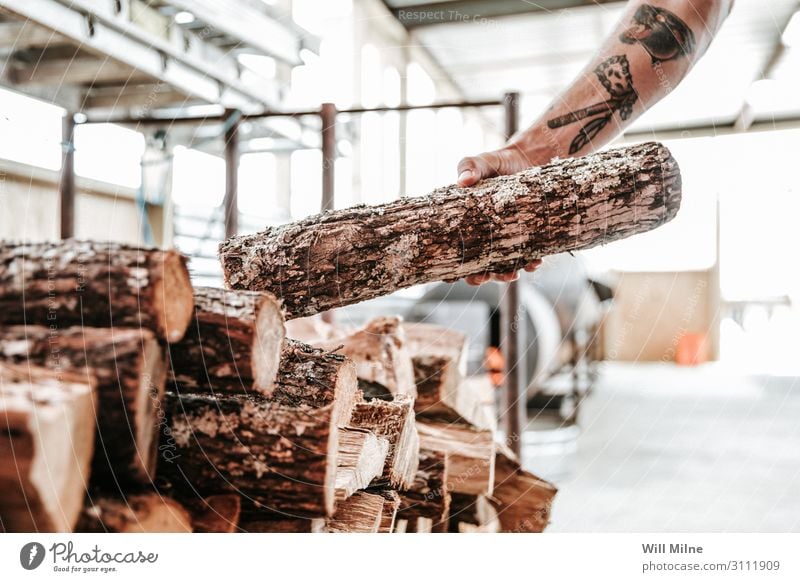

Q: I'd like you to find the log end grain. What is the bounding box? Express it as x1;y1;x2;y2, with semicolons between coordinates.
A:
155;250;195;343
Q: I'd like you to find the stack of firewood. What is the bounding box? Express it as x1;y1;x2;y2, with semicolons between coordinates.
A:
0;239;556;533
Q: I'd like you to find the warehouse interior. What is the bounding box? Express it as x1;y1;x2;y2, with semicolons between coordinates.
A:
0;0;799;533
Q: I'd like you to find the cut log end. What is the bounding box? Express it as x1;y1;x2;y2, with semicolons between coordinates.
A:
157;251;195;343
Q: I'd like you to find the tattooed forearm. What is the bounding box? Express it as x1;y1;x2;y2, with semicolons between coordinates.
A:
546;55;638;155
620;4;695;63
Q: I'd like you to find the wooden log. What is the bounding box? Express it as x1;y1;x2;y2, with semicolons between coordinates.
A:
269;339;358;428
490;444;557;533
0;240;193;342
159;392;338;517
417;420;495;496
0;325;166;485
76;494;192;532
414;517;433;533
184;494;241;533
324;491;385;533
316;316;416;399
397;449;450;533
349;395;419;490
220;142;681;318
285;315;337;343
448;493;500;533
374;489;400;533
239;517;325;533
414;359;494;430
168;287;285;396
335;427;389;499
0;364;95;532
405;323;468;374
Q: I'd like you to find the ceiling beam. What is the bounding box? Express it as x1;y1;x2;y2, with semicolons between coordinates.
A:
390;0;622;28
9;56;151;86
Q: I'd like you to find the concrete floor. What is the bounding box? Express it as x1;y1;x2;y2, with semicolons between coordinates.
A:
523;363;800;532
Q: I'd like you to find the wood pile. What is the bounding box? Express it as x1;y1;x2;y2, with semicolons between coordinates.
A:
0;235;559;532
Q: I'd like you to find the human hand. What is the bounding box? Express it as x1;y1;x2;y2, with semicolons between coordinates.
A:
456;146;543;285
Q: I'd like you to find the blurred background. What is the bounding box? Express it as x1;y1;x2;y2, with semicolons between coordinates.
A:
0;0;798;531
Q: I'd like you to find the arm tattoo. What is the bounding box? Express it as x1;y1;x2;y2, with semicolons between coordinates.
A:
546;55;638;155
620;5;695;63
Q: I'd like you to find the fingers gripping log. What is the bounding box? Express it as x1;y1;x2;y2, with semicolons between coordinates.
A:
219;142;681;318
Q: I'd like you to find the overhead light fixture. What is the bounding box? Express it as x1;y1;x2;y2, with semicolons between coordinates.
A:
782;11;800;47
174;11;195;25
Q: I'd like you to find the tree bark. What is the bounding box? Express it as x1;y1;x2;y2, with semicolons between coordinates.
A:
449;493;500;533
349;395;419;490
0;363;95;532
168;286;284;396
269;339;358;428
0;240;193;342
417;420;495;496
0;325;166;485
159;392;338;517
76;493;192;533
397;449;450;533
490;444;557;533
315;316;416;399
220;142;681;318
335;427;389;500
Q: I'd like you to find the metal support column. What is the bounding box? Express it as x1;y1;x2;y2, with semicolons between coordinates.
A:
223;109;240;239
500;91;526;457
320;102;336;212
59;113;76;239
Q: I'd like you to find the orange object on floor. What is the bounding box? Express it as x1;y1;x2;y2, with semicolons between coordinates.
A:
484;346;505;387
676;332;709;366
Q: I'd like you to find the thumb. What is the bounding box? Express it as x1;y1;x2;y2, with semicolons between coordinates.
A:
457;152;502;187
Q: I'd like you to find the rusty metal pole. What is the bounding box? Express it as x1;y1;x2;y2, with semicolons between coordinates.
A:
59;113;76;239
320;102;336;212
500;91;526;457
223;109;240;239
320;103;337;323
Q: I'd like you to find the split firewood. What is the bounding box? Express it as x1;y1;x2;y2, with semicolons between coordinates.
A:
239;517;325;533
490;444;557;533
0;325;166;485
168;287;285;396
324;491;386;533
269;339;358;428
184;494;241;533
449;493;500;533
336;427;389;499
315;316;416;399
405;323;468;374
220;142;681;318
374;489;401;533
285;315;338;343
76;494;192;533
397;449;450;533
0;364;95;532
393;519;408;533
0;240;193;342
414;517;433;533
417;420;495;496
159;392;339;517
349;395;419;489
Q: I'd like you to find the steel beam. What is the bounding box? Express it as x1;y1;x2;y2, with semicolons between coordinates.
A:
223;110;240;239
59;112;75;239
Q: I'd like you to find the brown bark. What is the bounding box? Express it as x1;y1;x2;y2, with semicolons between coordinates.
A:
397;449;450;533
417;420;495;496
0;240;193;342
374;489;400;533
168;286;285;396
449;493;500;533
158;392;338;517
76;493;192;532
335;427;389;499
184;494;241;533
490;444;557;533
349;395;419;490
220;142;681;318
0;364;95;532
269;339;358;428
324;491;385;533
0;325;166;485
316;316;416;399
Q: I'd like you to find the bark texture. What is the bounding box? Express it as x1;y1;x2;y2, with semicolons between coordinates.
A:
220;143;681;318
168;286;285;396
159;392;338;517
0;364;95;532
0;325;166;485
349;395;419;489
76;493;192;532
490;445;557;533
0;240;193;342
397;449;450;533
